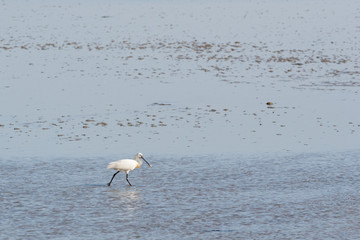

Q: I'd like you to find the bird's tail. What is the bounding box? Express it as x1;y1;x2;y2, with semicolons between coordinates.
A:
107;162;117;169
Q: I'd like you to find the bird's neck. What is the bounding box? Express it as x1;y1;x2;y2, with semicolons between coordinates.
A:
134;156;143;165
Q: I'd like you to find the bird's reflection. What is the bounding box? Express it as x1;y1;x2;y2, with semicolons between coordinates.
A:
107;187;142;212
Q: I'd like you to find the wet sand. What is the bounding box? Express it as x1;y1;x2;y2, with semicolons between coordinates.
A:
1;0;359;157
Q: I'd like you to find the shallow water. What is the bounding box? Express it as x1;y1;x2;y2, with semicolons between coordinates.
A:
2;151;360;239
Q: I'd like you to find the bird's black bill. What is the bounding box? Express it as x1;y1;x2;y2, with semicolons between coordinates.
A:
141;156;152;167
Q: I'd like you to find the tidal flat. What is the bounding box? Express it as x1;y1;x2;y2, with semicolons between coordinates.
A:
1;0;360;239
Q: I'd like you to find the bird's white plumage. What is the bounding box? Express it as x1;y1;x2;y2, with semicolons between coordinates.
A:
106;153;152;186
107;159;139;172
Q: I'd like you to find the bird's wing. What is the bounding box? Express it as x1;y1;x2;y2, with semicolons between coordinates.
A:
107;159;137;171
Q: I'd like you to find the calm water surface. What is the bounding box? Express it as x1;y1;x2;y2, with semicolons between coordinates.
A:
2;151;360;239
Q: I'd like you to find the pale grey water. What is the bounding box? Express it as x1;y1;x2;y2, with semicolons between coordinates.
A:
2;151;360;239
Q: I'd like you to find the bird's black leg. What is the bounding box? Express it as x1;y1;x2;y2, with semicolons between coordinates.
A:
107;171;120;186
126;173;132;186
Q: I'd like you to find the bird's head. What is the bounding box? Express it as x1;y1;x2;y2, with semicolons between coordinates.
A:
136;152;152;168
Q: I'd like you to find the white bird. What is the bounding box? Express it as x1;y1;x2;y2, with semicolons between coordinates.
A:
107;153;152;186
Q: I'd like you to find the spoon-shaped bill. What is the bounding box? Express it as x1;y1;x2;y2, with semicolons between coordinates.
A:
141;156;152;167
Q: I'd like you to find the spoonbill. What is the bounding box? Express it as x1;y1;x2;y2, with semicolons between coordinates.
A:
107;153;152;186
